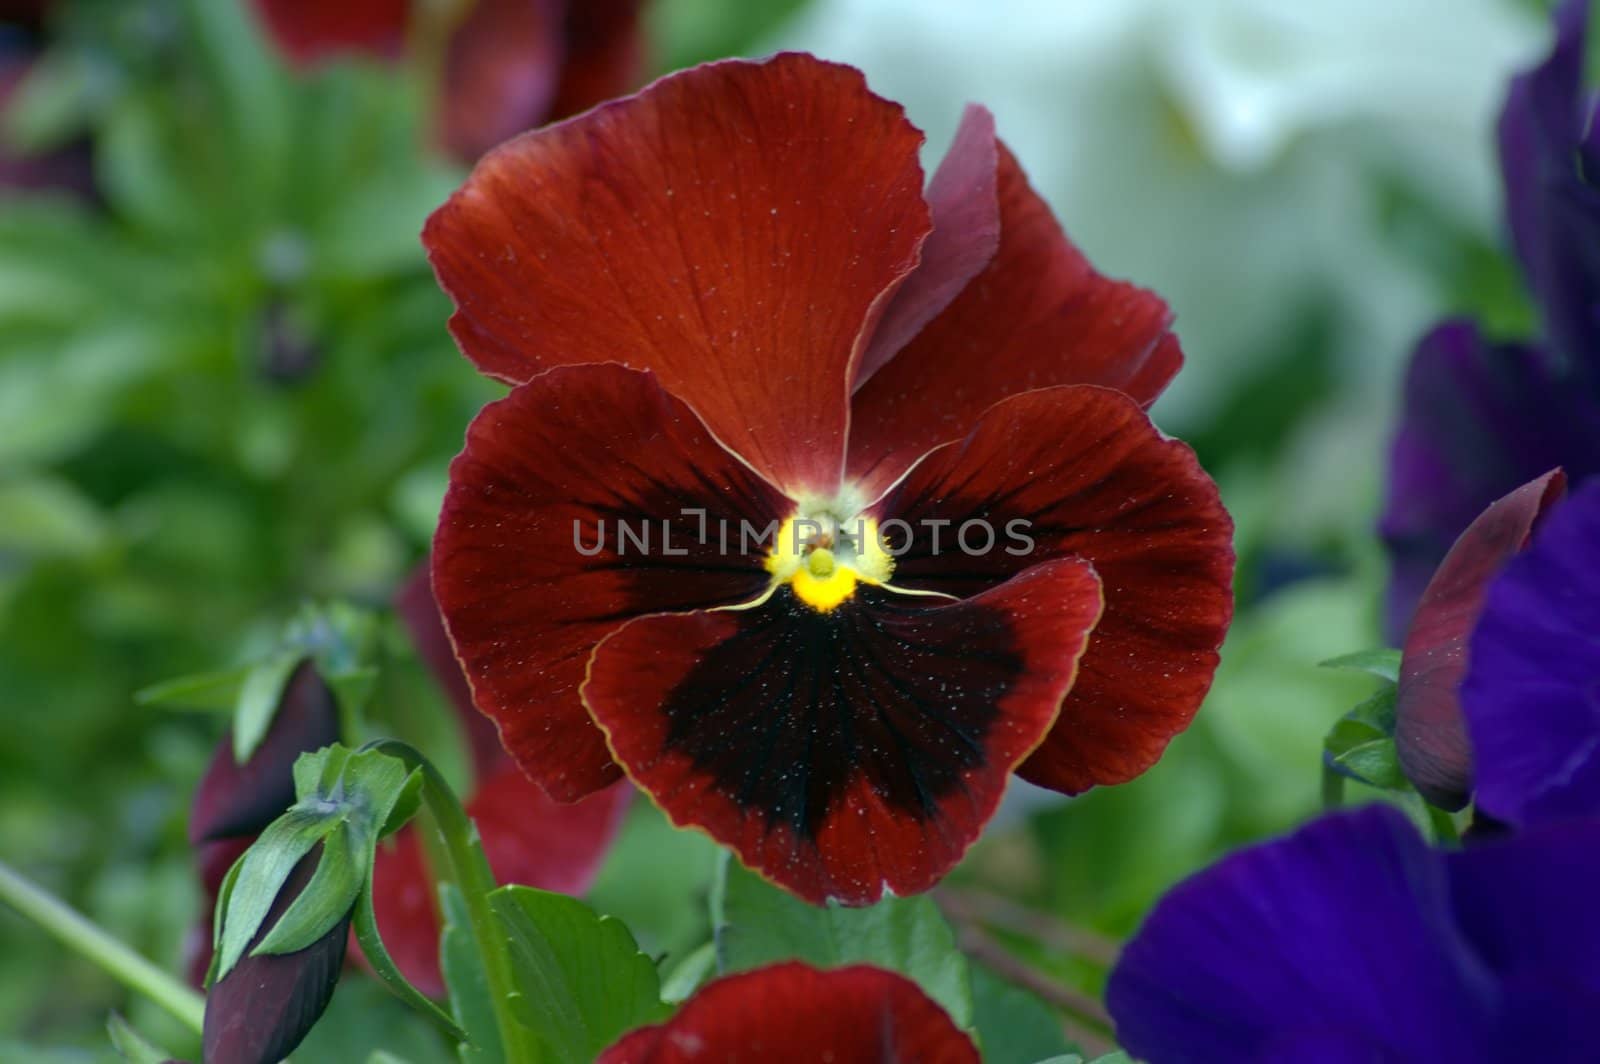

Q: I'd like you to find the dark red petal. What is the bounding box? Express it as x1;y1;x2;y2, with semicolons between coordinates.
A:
434;363;790;801
189;661;341;844
598;962;979;1063
855;105;1001;385
437;0;563;162
847;144;1182;497
583;560;1101;905
1396;469;1567;810
875;385;1233;795
203;846;350;1064
367;772;631;997
0;2;48;30
250;0;407;65
546;0;647;121
396;562;507;779
423;53;931;496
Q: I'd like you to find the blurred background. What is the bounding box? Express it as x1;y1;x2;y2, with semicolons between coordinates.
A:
0;0;1554;1059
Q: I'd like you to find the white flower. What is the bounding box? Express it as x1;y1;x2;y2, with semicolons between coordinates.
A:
770;0;1545;430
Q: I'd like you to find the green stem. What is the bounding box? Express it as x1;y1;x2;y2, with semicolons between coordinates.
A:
0;859;205;1034
365;740;538;1064
1321;763;1346;809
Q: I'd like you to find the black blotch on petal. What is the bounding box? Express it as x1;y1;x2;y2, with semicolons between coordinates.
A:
659;585;1021;839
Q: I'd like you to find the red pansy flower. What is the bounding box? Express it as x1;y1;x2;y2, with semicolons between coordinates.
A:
599;962;979;1064
251;0;645;161
425;54;1234;904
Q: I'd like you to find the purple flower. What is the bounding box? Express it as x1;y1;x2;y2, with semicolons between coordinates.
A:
1464;479;1600;827
1106;805;1600;1063
1498;0;1600;384
1381;0;1600;633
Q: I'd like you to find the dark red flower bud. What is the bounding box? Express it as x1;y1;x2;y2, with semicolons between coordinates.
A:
189;661;340;844
1395;469;1566;809
202;845;350;1064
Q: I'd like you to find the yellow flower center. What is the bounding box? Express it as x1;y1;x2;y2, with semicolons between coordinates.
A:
766;511;894;612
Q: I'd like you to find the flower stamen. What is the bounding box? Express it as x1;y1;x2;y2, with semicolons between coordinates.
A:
767;510;893;612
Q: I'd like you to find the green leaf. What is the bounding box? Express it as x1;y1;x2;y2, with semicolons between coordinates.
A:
1319;649;1403;684
711;854;974;1029
1346;686;1399;735
1086;1053;1132;1064
233;652;303;762
442;884;504;1064
659;941;716;1004
1032;1057;1084;1064
971;965;1075;1064
181;0;291;198
489;886;671;1064
0;475;106;560
134;664;254;711
352;883;468;1044
98;93;203;237
106;1013;174;1064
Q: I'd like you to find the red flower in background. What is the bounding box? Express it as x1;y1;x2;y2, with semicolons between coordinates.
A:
424;54;1233;904
599;962;980;1063
187;571;628;997
251;0;645;161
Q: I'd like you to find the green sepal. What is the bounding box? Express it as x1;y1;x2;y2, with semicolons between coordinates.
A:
233;651;303;762
489;885;670;1064
213;806;340;980
1333;738;1410;791
253;820;364;957
1324;687;1409;791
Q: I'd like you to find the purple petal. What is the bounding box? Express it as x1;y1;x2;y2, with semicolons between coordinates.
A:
1446;819;1600;997
1497;0;1600;383
1463;481;1600;826
1380;321;1600;634
189;661;340;844
1106;807;1495;1063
